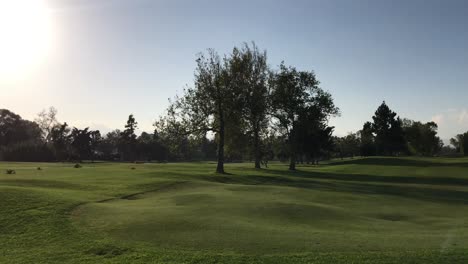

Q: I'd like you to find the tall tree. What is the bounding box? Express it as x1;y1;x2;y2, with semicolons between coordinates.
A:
271;63;339;170
371;101;406;155
90;130;102;161
359;121;376;156
296;106;335;164
120;114;138;161
35;106;58;143
154;110;192;161
450;132;468;156
232;42;270;168
450;134;463;153
175;49;242;173
0;109;42;147
70;127;93;162
98;129;121;160
49;122;71;161
463;133;468;156
402;119;442;156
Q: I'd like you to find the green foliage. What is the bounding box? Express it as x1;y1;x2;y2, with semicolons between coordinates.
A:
49;122;71;161
371;101;406;155
1;141;54;162
0;109;42;147
359;121;376;156
360;102;408;156
463;133;468;156
270;63;339;169
402;119;443;156
230;42;270;168
450;132;468;156
119;115;138;161
334;133;361;158
70;127;95;161
5;169;15;174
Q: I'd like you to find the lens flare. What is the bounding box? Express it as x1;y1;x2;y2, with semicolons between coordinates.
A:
0;0;53;78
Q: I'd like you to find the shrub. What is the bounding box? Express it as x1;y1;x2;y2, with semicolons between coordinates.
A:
74;163;82;168
5;169;16;175
130;167;136;170
37;167;42;170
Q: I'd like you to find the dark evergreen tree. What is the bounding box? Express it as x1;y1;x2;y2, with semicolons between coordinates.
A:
371;101;406;155
120;114;138;161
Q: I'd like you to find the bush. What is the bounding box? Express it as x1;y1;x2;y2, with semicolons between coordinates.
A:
130;167;136;170
74;163;82;168
5;169;16;175
37;167;42;170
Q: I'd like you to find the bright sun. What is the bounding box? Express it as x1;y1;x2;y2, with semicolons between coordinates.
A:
0;0;53;77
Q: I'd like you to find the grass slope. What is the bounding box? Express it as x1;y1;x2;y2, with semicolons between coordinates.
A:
1;157;468;263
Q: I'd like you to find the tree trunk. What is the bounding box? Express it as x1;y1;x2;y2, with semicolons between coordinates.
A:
254;129;261;169
216;116;225;174
288;127;296;171
289;153;296;170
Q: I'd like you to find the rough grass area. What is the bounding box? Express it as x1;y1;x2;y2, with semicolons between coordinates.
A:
1;157;468;263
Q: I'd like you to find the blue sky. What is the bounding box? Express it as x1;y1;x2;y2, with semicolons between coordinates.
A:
2;0;468;142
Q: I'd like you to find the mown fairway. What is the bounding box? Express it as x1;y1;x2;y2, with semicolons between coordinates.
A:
1;157;468;263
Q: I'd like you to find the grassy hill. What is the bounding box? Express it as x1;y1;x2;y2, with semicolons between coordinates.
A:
1;157;468;263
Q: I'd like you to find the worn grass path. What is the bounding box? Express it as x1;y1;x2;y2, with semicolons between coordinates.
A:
1;157;468;263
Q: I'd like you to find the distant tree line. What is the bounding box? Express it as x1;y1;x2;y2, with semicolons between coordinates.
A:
333;101;466;159
0;108;219;163
1;43;465;172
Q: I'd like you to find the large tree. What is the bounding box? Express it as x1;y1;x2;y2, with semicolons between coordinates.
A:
402;119;442;156
174;49;242;173
296;106;335;164
98;129;121;160
35;106;59;143
371;101;406;155
0;109;42;147
120;114;138;161
450;132;468;156
154;109;193;161
70;127;93;161
359;121;376;156
49;122;71;161
232;43;270;168
271;63;339;170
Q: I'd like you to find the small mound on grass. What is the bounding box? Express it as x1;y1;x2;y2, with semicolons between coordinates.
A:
86;244;128;258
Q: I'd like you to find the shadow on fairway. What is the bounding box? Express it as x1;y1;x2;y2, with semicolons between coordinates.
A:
230;173;468;205
172;169;468;206
328;157;468;167
266;168;468;186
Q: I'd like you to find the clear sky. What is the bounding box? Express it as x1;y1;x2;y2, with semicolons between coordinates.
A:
1;0;468;142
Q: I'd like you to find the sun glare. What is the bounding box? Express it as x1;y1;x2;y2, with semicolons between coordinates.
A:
0;0;53;78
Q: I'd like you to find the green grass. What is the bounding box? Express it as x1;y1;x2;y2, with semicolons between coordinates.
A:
1;157;468;263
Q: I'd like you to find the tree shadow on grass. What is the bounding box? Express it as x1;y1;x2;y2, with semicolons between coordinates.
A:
139;161;468;206
246;174;468;205
328;157;468;167
265;168;468;187
184;170;468;206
